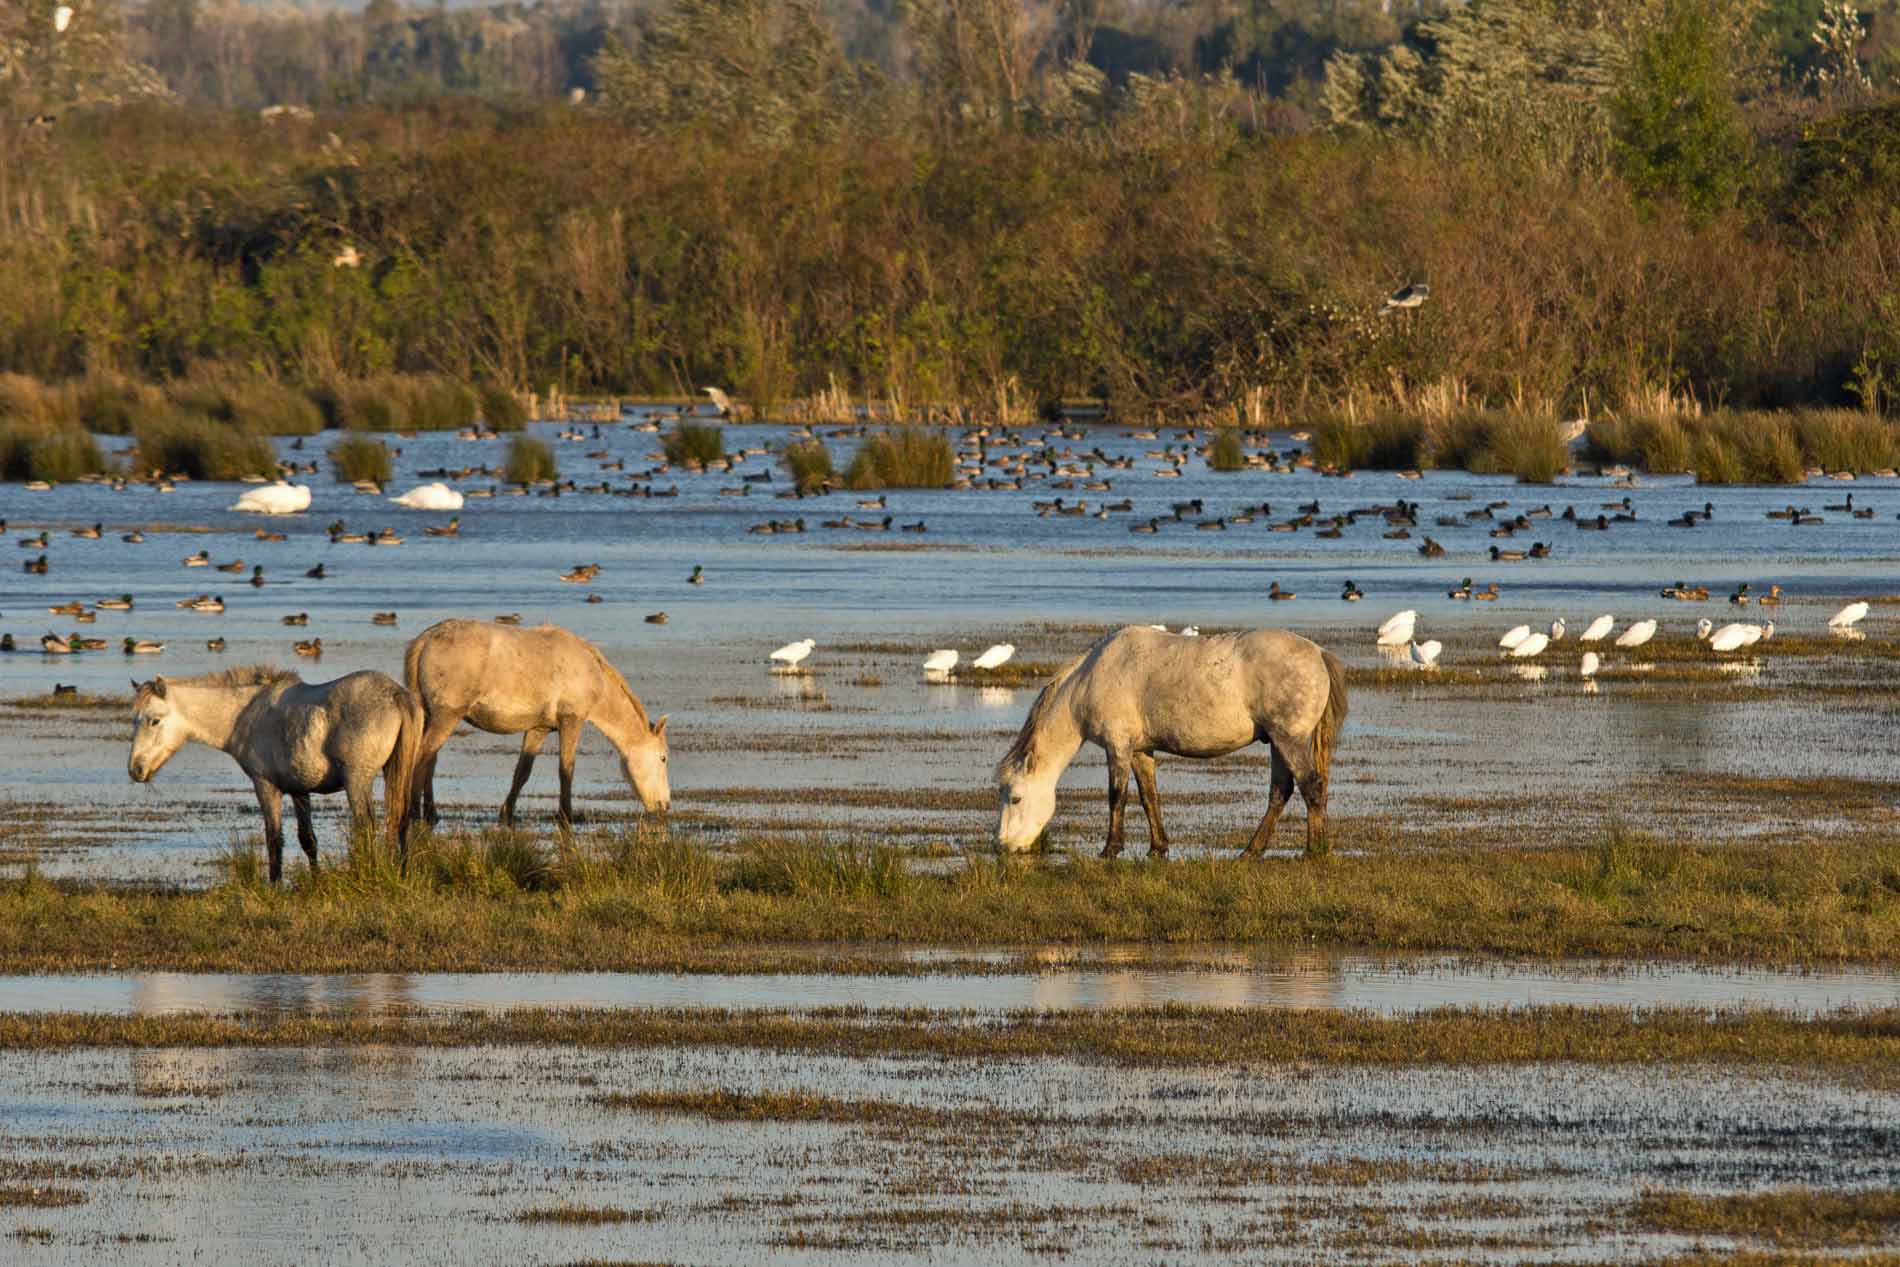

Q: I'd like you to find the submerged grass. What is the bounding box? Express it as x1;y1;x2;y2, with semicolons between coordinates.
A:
5;1006;1900;1084
0;831;1896;971
1635;1187;1900;1246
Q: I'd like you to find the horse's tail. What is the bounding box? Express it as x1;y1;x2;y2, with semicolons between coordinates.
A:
402;628;426;694
1311;648;1349;779
384;687;424;858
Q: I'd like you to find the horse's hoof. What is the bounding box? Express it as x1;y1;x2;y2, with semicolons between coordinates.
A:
1147;848;1168;860
1100;844;1124;860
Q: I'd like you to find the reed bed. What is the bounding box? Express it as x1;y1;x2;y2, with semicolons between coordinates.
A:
476;381;529;431
781;438;834;492
663;420;724;466
328;435;393;484
129;411;276;480
1206;428;1246;471
845;428;953;489
504;435;556;483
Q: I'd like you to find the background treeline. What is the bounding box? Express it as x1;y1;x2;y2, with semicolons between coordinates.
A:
3;0;1900;450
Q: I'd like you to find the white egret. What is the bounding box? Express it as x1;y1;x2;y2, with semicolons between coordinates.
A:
1509;632;1549;658
769;638;814;669
1579;651;1600;678
55;6;73;32
1708;623;1755;652
1376;610;1417;646
702;386;734;417
922;649;958;676
389;481;464;511
1180;625;1200;637
1578;614;1615;642
972;644;1015;670
229;481;311;515
1696;618;1714;641
1409;639;1442;667
1614;619;1657;648
1548;618;1565;641
1829;601;1869;628
1499;624;1531;650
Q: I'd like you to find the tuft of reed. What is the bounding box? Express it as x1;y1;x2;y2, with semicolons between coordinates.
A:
1791;408;1898;474
328;435;392;484
844;427;953;489
780;437;833;492
663;420;724;465
73;370;165;436
403;375;478;431
504;435;557;483
0;423;106;482
476;382;528;431
1207;427;1246;471
0;373;80;429
167;368;323;436
312;378;400;432
1485;415;1566;483
1312;410;1427;470
721;839;911;901
130;410;277;480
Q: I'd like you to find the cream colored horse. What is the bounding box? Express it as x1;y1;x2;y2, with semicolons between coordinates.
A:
128;666;419;881
995;626;1347;857
404;620;670;827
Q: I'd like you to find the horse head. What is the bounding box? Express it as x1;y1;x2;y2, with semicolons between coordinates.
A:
994;757;1056;852
620;714;671;813
127;677;187;783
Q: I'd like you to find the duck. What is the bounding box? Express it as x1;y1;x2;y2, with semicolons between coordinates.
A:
1490;545;1527;562
305;563;326;580
121;531;145;543
424;517;461;537
645;612;668;624
255;528;288;542
249;566;266;588
1340;580;1364;602
369;529;403;546
688;566;704;585
282;612;309;626
1576;514;1609;531
495;613;523;624
330;526;368;544
1447;577;1472;600
293;638;323;658
190;596;225;613
1417;536;1446;558
206;637;226;652
48;601;87;616
560;565;600;583
1729;583;1751;606
18;531;49;549
1824;493;1855;513
24;553;51;573
1473;583;1501;601
1268;581;1296;601
96;594;133;611
215;558;246;574
182;550;209;566
857;495;887;510
40;632;73;654
71;634;107;651
1759;584;1782;607
71;522;102;539
1526;542;1551;558
123;637;164;655
1129;519;1160;534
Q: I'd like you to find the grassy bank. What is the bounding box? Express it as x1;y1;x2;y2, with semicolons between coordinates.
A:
2;1006;1896;1084
0;832;1894;972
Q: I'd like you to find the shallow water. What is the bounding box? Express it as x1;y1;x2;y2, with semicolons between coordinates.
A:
3;956;1897;1016
3;414;1898;880
2;1042;1894;1264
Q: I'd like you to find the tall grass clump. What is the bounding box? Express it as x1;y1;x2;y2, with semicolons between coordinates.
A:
721;839;911;902
663;420;724;466
1794;409;1900;473
0;423;107;482
402;375;478;430
1314;411;1427;470
505;435;557;483
329;435;393;484
477;382;529;431
0;373;80;429
313;378;402;431
131;410;278;480
1486;415;1566;483
780;438;833;492
1585;415;1693;473
1207;427;1246;471
844;427;953;489
167;369;323;436
73;370;165;435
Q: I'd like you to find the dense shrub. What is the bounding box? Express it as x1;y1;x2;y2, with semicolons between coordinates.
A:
131;411;278;480
0;424;107;482
844;428;953;489
780;438;833;492
329;435;393;483
505;435;557;483
663;421;724;466
1207;428;1246;471
477;382;529;431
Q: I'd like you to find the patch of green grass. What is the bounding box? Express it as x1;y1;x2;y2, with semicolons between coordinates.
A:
504;435;557;483
0;423;106;482
0;1185;85;1208
1634;1187;1900;1246
1207;428;1245;471
844;428;952;489
780;438;832;491
663;420;724;466
130;410;277;480
328;435;392;484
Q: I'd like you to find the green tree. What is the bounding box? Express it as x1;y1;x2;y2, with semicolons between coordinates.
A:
1612;0;1753;215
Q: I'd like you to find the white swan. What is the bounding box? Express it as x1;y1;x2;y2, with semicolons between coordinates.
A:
1829;601;1869;628
1613;619;1657;648
972;644;1015;670
1509;632;1549;658
769;638;814;668
1578;614;1615;642
1548;618;1565;641
1409;639;1442;667
229;481;311;515
1579;650;1600;678
390;481;464;511
1376;610;1417;646
1499;624;1531;650
922;649;958;676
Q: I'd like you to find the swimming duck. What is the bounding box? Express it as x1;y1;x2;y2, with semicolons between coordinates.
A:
97;595;133;611
688;566;704;585
305;563;326;580
250;566;266;588
215;559;246;574
190;596;225;613
1129;519;1159;534
1759;584;1782;607
424;517;460;537
1490;545;1527;562
183;550;209;566
495;613;522;624
1340;580;1364;602
1417;537;1446;558
369;529;403;546
1473;583;1501;601
48;601;87;616
40;632;73;654
560;564;601;583
293;638;322;657
1729;583;1751;605
23;554;48;574
71;634;107;651
255;528;288;542
123;637;164;655
371;612;398;626
72;523;102;539
18;531;49;549
1447;577;1472;600
282;613;309;626
121;531;144;543
1268;581;1296;601
206;637;226;652
645;612;668;624
0;635;13;652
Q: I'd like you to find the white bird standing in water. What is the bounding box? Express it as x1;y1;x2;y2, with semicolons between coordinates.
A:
922;649;958;676
1376;610;1417;646
1578;614;1615;642
1580;651;1600;678
1614;619;1657;648
972;643;1015;670
769;638;814;669
1409;639;1442;668
1830;601;1869;628
1510;632;1549;659
702;386;734;417
1548;618;1566;641
1499;624;1531;650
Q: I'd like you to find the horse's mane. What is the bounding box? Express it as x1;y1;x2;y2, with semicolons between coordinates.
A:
997;646;1091;776
582;640;650;725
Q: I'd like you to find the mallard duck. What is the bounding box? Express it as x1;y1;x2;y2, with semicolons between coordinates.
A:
255;528;288;542
560;565;598;583
40;632;73;654
72;522;102;539
1473;583;1501;601
250;566;266;587
371;612;398;626
1447;577;1472;600
0;634;14;652
423;517;460;537
687;566;704;585
1340;580;1364;602
1490;545;1527;562
1729;583;1751;605
1759;584;1782;607
305;563;326;580
293;638;322;657
72;634;107;651
206;637;226;652
48;601;87;616
182;549;209;566
97;594;133;611
121;531;145;543
123;637;164;655
23;553;49;574
331;527;368;544
645;612;668;624
1418;537;1446;558
18;531;49;549
369;529;403;546
495;613;522;625
282;612;309;626
214;558;245;574
1268;581;1296;601
190;595;225;613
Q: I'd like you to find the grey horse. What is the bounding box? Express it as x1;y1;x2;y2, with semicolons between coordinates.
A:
994;626;1347;857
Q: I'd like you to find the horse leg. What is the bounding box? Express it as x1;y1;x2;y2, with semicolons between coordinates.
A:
1297;764;1330;856
1131;752;1169;857
345;770;378;847
1101;749;1131;859
1239;742;1296;860
252;778;285;884
291;793;319;872
555;720;582;828
501;728;549;827
414;711;462;827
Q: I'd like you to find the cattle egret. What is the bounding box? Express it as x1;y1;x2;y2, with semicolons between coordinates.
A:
972;643;1015;670
230;481;311;515
1708;623;1755;652
1180;625;1199;637
1696;618;1714;641
1580;651;1599;678
1830;601;1869;628
702;386;734;416
1499;624;1531;650
769;638;814;669
55;6;73;32
1578;614;1614;642
1614;619;1657;648
1376;610;1417;646
922;649;958;676
389;482;464;511
1409;639;1442;667
1509;632;1549;659
1548;618;1565;641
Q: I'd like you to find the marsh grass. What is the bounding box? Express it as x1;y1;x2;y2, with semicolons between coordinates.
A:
1635;1188;1900;1246
513;1203;657;1225
315;375;479;432
5;831;1899;972
663;420;724;466
504;435;556;483
596;1088;966;1128
1591;408;1858;481
328;435;392;484
130;411;277;480
476;382;528;431
780;438;833;492
0;424;106;482
1207;428;1246;471
1311;411;1426;470
0;1186;84;1209
845;428;953;489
